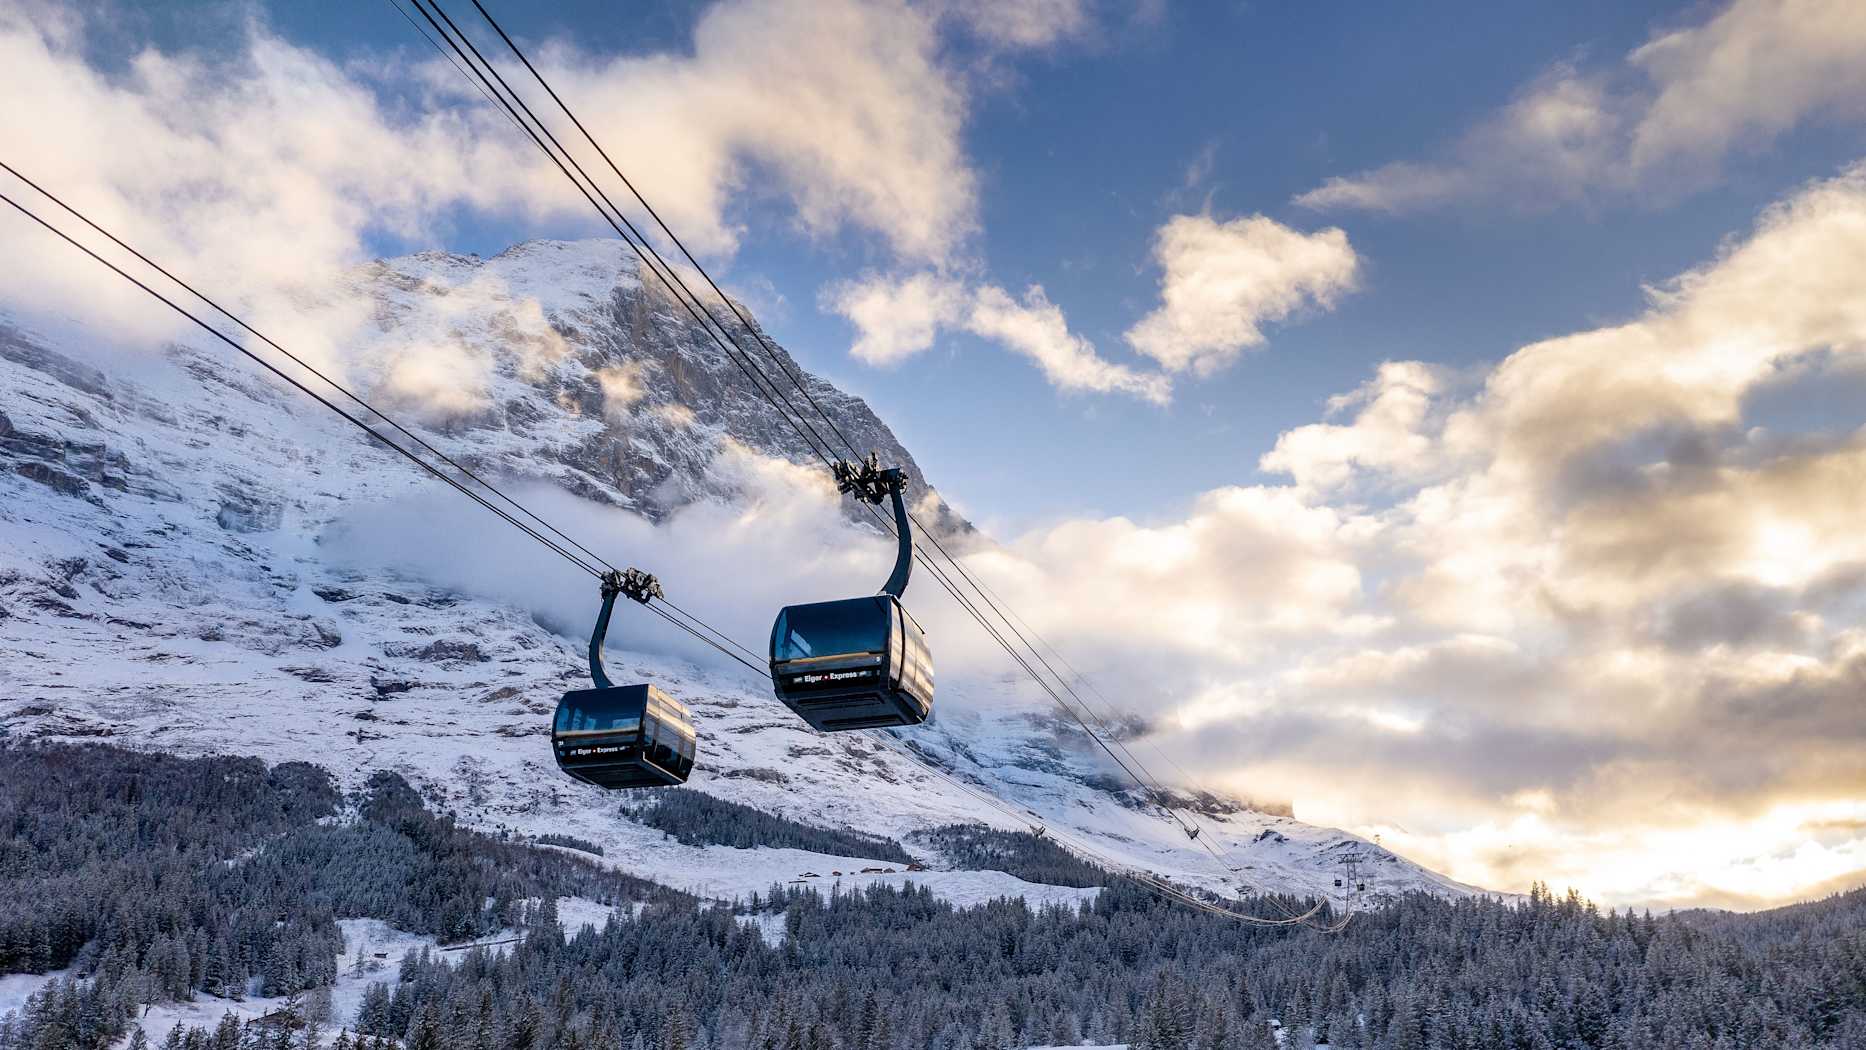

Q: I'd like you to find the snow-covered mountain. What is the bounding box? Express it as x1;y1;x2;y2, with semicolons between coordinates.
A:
0;238;1480;912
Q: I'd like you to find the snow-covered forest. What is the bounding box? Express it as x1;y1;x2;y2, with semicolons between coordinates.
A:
3;743;1864;1050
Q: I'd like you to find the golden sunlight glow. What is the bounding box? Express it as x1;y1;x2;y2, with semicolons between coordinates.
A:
1745;520;1819;587
1367;799;1866;910
1357;707;1425;734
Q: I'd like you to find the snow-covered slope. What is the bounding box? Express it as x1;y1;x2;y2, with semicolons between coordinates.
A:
0;240;1481;910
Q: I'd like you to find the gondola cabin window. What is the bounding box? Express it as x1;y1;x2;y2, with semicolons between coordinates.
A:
774;599;891;662
555;703;640;737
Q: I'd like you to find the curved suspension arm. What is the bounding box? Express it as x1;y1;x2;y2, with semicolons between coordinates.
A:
588;577;622;690
882;470;912;599
588;568;663;689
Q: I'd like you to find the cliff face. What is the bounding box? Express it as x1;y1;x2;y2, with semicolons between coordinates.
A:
337;239;958;526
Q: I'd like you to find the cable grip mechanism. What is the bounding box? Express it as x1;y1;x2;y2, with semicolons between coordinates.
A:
601;567;663;605
832;452;905;505
832;453;914;599
589;567;661;690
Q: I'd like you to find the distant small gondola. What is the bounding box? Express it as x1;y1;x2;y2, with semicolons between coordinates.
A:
553;569;696;788
769;456;934;732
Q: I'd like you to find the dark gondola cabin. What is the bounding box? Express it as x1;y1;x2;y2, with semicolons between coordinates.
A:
768;456;934;732
552;567;697;789
553;683;696;789
770;594;933;731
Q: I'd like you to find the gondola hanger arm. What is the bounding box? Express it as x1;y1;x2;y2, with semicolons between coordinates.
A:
831;454;912;599
590;567;662;689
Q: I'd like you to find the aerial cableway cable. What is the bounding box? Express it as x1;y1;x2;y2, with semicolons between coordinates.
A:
0;159;623;581
0;169;759;718
463;0;873;467
410;0;1347;926
420;0;1173;795
397;0;851;479
0;179;607;580
455;0;1223;844
0;156;1333;923
436;0;1242;852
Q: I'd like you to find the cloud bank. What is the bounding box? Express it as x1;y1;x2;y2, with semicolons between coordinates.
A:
825;163;1866;910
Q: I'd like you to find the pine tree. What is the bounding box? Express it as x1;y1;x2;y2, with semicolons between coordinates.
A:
408;1003;443;1050
1237;1015;1278;1050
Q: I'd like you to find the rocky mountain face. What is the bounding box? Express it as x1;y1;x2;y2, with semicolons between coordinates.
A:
0;238;1478;909
342;239;961;528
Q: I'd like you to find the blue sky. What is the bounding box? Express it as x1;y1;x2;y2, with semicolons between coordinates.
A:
93;0;1866;528
10;0;1866;909
454;4;1858;528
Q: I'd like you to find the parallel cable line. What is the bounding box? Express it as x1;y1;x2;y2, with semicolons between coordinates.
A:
395;0;1350;929
402;0;848;475
642;602;768;677
387;0;527;132
453;0;1228;854
449;3;1205;834
0;184;603;580
440;0;1310;915
467;0;870;463
656;597;768;668
0;158;620;579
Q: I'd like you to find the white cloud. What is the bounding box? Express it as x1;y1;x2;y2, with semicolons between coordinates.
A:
0;0;980;376
968;284;1172;403
1297;0;1866;213
1260;361;1452;493
540;0;974;263
821;272;967;365
937;0;1092;50
946;164;1866;910
594;361;648;421
826;214;1354;402
1124;214;1359;374
826;273;1173;403
1629;0;1866;168
1298;68;1622;213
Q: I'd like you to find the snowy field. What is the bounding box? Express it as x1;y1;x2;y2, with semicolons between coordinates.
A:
0;970;69;1022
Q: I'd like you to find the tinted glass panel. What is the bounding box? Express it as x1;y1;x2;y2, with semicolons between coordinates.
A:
557;704;640;734
773;598;890;662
